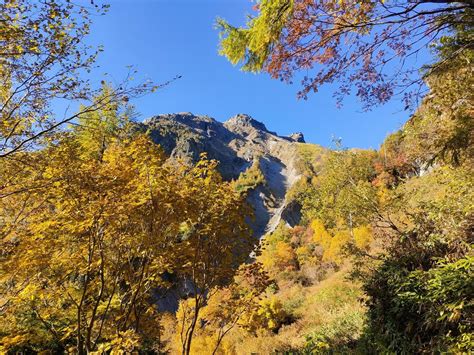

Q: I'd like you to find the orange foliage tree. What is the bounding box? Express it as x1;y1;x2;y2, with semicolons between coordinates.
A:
219;0;473;108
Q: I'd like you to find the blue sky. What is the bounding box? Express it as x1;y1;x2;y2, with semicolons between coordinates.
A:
86;0;415;149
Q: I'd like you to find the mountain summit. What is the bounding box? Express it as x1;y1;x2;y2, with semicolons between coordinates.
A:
141;113;318;236
224;113;273;135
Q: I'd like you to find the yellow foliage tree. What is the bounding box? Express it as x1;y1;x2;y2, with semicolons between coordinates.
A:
0;111;254;353
310;219;332;250
323;230;351;264
167;154;254;355
353;225;373;251
242;296;289;334
1;134;178;353
175;263;270;355
259;225;298;277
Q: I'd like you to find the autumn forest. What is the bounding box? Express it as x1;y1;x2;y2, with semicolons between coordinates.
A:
0;1;473;354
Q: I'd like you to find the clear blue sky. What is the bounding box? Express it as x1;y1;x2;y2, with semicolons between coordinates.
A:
86;0;414;149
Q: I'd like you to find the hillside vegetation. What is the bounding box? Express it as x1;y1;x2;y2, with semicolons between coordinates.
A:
0;1;472;354
1;45;472;352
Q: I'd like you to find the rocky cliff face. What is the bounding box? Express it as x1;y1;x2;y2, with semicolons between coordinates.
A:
141;112;308;237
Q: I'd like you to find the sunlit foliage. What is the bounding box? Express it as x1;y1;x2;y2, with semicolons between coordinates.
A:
0;88;254;353
219;0;473;107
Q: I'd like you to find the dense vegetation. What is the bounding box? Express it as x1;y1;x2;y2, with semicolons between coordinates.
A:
1;0;473;354
1;87;256;353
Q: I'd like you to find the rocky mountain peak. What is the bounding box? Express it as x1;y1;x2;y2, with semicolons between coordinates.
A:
145;112;220;133
224;114;274;135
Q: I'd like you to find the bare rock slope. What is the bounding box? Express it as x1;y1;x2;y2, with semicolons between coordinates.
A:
142;112;309;237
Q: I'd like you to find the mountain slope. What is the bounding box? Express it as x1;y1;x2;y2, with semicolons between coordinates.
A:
141;112;319;236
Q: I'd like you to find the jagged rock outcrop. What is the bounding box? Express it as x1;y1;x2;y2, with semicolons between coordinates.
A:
141;112;306;237
288;132;305;143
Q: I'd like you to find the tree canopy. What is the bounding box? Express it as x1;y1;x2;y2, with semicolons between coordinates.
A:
218;0;474;108
0;87;255;353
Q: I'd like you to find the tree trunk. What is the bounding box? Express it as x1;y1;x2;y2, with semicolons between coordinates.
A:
77;310;84;355
183;296;200;355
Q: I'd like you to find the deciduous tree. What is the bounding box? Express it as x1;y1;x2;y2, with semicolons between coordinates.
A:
218;0;473;108
0;0;163;158
0;101;254;353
